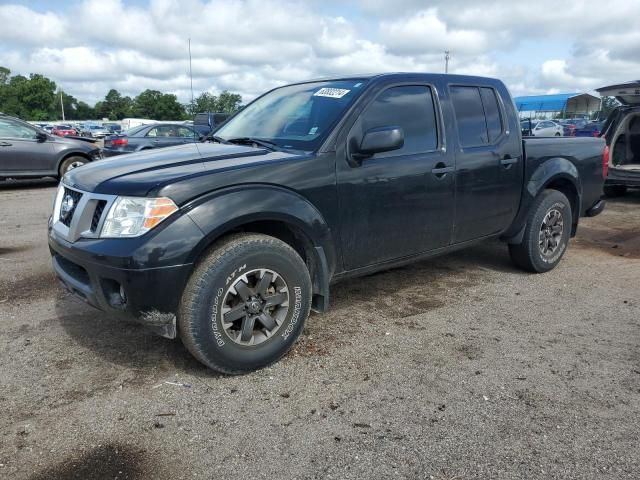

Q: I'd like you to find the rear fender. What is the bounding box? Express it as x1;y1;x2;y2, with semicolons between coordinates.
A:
502;158;582;243
185;185;335;310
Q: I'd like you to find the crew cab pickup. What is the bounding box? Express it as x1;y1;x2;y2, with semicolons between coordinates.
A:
49;73;606;374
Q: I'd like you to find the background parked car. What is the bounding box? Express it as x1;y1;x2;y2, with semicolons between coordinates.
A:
87;124;110;138
520;118;537;136
102;123;202;156
103;123;122;134
52;124;78;137
575;121;604;137
193;111;231;135
559;118;589;136
0;113;102;179
532;120;564;136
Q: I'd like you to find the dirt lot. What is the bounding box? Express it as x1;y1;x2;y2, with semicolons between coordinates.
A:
0;180;638;480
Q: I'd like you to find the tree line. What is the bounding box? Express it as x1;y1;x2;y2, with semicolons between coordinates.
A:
0;66;242;121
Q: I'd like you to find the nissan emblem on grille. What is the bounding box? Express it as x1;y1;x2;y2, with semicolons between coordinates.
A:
60;195;75;221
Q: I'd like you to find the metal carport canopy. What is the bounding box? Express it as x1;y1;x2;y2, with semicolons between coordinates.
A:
514;93;600;113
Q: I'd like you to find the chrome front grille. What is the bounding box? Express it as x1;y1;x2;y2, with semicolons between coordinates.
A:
52;184;116;242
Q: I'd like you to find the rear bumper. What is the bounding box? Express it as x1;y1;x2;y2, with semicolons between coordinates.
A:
606;167;640;187
101;148;131;157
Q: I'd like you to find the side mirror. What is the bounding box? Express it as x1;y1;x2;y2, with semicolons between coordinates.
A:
36;131;48;142
358;126;404;156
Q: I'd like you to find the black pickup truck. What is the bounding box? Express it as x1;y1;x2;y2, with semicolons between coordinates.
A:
49;73;606;374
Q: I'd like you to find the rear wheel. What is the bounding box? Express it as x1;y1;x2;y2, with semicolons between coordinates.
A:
58;156;87;178
509;189;572;273
555;132;561;136
603;185;627;197
178;233;312;374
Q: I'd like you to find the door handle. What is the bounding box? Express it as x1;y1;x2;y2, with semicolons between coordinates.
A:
431;162;454;178
0;141;11;147
500;156;518;168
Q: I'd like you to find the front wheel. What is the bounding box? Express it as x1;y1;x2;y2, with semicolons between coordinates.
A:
555;132;561;136
178;233;312;374
509;189;572;273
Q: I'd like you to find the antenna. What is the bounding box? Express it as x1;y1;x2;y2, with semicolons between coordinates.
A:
444;51;451;74
188;38;194;114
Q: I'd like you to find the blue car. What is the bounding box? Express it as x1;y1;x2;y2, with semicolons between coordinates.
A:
102;123;202;157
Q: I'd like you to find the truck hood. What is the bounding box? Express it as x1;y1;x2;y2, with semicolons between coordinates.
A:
65;142;298;197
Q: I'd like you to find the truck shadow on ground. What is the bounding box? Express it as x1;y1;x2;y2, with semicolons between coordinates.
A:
574;190;640;259
54;239;518;375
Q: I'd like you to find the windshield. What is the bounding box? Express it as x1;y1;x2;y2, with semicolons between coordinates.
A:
214;79;368;151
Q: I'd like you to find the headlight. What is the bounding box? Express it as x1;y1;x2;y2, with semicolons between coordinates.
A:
100;196;178;238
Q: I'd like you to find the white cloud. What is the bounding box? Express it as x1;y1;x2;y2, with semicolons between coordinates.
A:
0;0;638;105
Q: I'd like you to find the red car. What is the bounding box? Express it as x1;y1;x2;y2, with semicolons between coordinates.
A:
52;124;78;137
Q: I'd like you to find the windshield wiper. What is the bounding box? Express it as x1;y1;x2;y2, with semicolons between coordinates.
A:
204;133;229;144
226;137;279;151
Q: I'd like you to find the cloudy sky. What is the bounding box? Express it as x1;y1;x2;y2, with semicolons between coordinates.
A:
0;0;638;105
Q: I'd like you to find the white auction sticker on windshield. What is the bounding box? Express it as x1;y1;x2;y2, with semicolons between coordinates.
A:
313;88;350;98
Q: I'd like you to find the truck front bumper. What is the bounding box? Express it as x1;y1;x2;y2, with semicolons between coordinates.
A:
48;222;196;336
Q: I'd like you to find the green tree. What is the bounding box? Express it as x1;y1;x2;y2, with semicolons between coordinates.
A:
76;101;96;120
96;89;132;120
132;89;185;120
597;96;620;120
215;90;242;113
188;92;218;116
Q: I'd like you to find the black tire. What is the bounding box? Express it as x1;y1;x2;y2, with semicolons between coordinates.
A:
509;189;572;273
58;156;87;178
555;132;561;136
178;233;312;374
603;185;627;197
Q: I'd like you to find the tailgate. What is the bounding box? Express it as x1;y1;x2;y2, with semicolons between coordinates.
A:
596;81;640;105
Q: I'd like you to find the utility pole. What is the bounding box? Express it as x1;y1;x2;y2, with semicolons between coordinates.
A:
444;50;451;74
59;91;65;121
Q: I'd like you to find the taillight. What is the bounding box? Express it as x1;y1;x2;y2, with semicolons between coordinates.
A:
110;137;128;146
602;145;609;178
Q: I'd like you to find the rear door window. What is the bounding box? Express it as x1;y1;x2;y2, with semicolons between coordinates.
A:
450;86;488;147
480;88;503;142
451;85;504;147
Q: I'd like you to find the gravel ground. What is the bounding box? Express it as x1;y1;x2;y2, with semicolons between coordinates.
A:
0;179;638;480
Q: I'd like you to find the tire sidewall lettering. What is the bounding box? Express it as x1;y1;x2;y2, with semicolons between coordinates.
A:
211;287;225;347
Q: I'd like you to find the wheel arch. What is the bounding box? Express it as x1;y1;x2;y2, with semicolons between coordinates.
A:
503;157;582;243
185;185;336;312
55;150;93;176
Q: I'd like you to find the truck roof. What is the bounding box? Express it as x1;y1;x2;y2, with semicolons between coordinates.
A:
298;72;503;85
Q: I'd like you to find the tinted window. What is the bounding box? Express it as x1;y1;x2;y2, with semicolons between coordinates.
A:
0;118;37;139
359;85;438;156
177;127;197;137
450;86;488;147
147;125;181;137
480;87;503;142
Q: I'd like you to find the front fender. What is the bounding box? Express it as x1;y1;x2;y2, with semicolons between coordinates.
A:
184;184;336;304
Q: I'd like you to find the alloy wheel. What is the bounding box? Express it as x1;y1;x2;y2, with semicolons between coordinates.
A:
220;268;289;346
538;208;564;256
